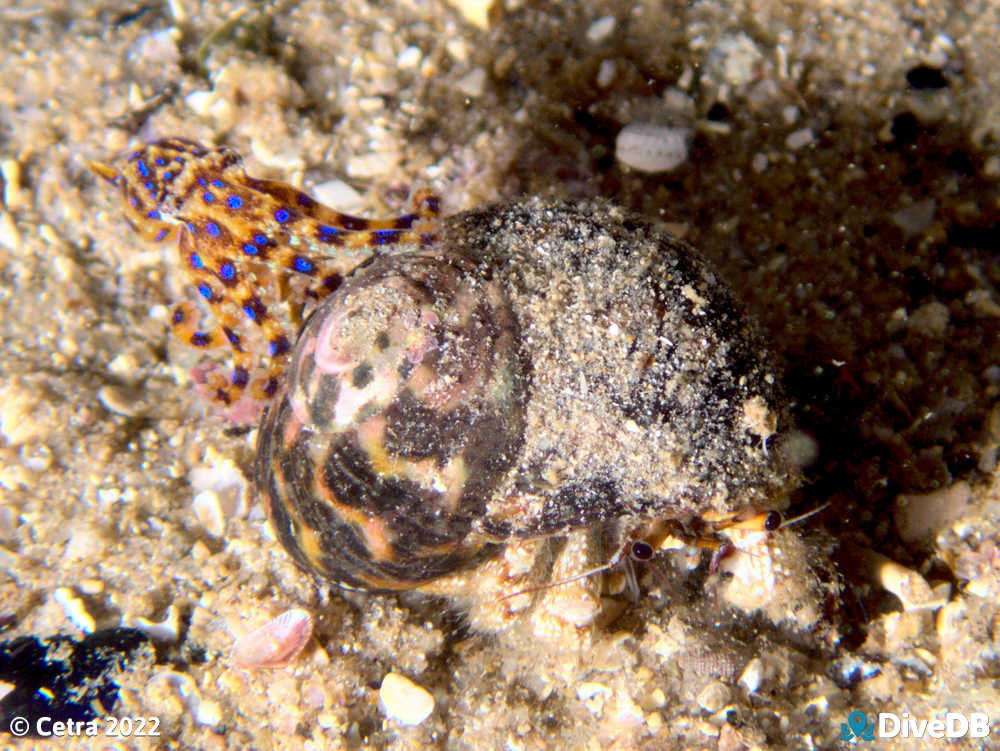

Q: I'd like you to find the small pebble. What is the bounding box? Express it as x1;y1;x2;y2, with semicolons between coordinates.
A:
785;128;814;150
311;179;365;214
585;16;616;43
97;384;146;418
96;487;121;507
347;152;402;179
0;211;21;253
379;672;435;726
192;489;226;537
63;527;105;561
52;588;96;633
696;681;731;714
908;300;950;336
892;198;937;235
445;0;496;29
738;658;766;694
615;123;690;173
194;698;222;727
935;600;968;640
965;289;1000;318
128;605;182;643
397;46;422;70
894;481;972;544
707;33;762;88
231;609;313;669
576;682;611;701
107;353;143;387
1;159;29;211
186;90;235;127
455;67;487;98
596;59;616;88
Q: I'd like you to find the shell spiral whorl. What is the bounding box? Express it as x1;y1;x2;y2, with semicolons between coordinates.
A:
258;198;795;593
258;249;527;590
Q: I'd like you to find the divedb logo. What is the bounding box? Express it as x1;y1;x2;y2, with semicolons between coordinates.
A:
840;710;992;741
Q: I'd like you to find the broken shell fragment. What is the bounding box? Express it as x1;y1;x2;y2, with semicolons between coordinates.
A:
230;608;313;669
849;544;949;611
379;672;435;726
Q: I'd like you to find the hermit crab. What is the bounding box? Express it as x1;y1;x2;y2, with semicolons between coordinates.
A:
93;140;803;637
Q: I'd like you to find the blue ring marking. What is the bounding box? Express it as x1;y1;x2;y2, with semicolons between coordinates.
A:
292;257;313;273
219;263;236;280
243;305;257;322
154;228;168;242
136;161;150;178
206;222;221;237
203;192;214;203
319;224;341;235
162;171;173;180
144;182;155;193
197;176;207;186
224;328;240;345
232;367;249;387
189;252;204;269
227;195;243;209
198;284;213;301
212;179;225;188
373;229;395;245
172;308;185;324
128;196;139;208
186;222;197;235
242;243;259;256
269;336;290;356
154;158;165;166
191;332;210;347
253;233;268;245
147;209;160;220
274;208;290;223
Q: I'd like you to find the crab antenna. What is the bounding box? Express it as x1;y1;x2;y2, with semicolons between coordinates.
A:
779;502;830;528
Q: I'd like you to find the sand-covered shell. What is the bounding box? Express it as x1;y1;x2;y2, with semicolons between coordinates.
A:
256;198;794;591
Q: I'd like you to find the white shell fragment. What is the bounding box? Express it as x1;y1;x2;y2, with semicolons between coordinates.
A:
784;127;814;150
231;609;313;669
52;588;95;633
585;16;616;43
455;67;487;98
379;672;435;726
126;604;182;643
615;123;691;173
192;489;226;538
853;546;950;611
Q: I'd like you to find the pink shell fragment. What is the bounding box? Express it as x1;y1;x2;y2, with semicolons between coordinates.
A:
230;608;313;669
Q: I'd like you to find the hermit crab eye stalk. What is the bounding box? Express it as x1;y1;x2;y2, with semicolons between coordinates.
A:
764;510;783;531
629;540;655;562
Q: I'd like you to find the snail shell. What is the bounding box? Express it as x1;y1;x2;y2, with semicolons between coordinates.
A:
256;198;793;591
